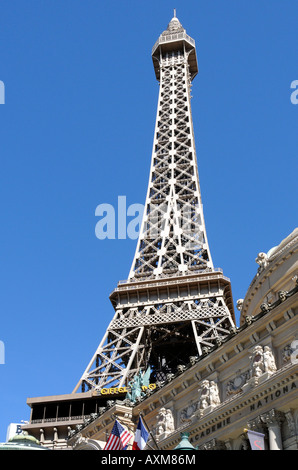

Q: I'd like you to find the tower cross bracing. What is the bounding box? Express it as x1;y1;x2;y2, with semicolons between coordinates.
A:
74;15;235;394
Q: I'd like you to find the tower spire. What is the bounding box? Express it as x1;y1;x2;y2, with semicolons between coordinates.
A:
129;15;209;281
74;17;235;394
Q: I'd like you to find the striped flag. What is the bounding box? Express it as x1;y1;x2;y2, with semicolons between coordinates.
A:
104;419;133;450
132;416;149;450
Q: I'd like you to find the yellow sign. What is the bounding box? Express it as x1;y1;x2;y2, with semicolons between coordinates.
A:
92;383;157;397
100;386;128;395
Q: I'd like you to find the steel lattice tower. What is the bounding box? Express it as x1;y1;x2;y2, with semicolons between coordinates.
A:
74;14;236;394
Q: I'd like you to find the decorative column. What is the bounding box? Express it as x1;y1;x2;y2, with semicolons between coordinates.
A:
53;427;58;448
261;409;284;450
39;428;44;444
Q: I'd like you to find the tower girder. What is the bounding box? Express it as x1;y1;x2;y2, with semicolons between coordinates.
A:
74;14;235;394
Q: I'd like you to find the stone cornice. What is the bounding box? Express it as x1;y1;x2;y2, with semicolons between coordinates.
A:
134;290;298;414
158;362;298;449
241;231;298;321
67;402;134;447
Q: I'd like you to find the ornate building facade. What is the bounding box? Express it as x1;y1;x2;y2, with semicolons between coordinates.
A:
23;15;298;450
65;228;298;451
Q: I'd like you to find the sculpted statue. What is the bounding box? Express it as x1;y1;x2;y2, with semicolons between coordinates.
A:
165;409;175;432
155;407;175;437
263;346;277;374
255;252;269;269
249;345;265;378
255;252;269;276
126;367;151;403
249;345;277;378
155;408;166;436
198;380;220;409
198;380;209;409
209;381;221;406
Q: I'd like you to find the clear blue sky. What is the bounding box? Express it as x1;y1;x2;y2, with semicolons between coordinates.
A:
0;0;297;441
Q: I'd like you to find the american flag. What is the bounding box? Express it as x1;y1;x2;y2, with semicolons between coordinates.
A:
104;419;133;450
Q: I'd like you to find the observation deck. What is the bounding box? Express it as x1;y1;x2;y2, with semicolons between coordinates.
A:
151;15;198;81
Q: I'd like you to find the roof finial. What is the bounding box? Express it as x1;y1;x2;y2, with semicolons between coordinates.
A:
174;8;176;18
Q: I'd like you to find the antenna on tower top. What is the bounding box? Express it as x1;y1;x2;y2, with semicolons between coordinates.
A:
174;8;176;17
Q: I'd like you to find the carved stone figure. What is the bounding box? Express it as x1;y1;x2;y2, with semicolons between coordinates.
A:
249;345;277;378
255;252;269;270
209;381;221;406
263;346;277;374
189;356;198;366
198;380;220;409
155;407;166;436
177;364;186;374
249;345;265;378
154;407;175;438
165;409;175;432
282;343;294;363
260;302;270;313
278;290;288;302
198;380;210;409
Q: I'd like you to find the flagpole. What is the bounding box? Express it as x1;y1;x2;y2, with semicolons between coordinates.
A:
140;412;160;450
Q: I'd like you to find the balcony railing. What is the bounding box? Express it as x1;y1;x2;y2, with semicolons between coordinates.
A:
152;32;195;55
30;414;88;425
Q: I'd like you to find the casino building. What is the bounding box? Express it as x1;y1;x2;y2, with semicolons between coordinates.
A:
66;228;298;451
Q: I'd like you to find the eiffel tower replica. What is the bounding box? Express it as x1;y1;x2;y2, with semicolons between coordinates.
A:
73;12;236;394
